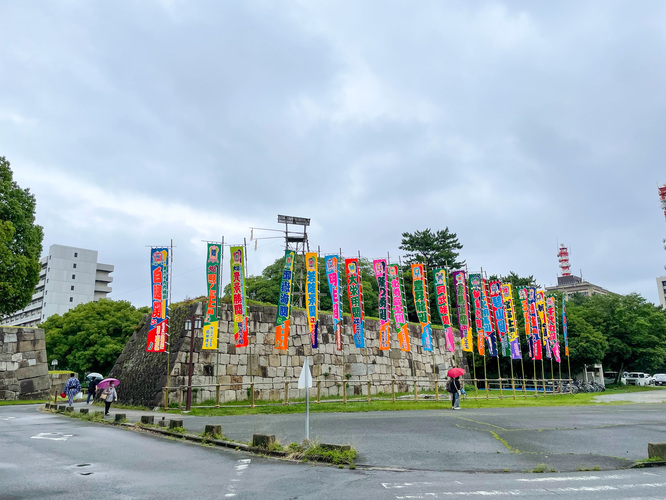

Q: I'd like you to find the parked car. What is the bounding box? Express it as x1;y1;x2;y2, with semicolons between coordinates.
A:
625;372;650;386
653;374;666;386
603;371;627;385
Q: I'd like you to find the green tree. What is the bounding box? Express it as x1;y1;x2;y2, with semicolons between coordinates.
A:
0;156;44;316
565;292;666;377
400;228;465;323
399;228;465;269
43;299;149;376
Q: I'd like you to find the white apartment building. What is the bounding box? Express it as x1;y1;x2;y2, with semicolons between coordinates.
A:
1;244;113;327
657;276;666;309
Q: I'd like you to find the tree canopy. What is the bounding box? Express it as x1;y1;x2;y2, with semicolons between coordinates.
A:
0;156;44;316
566;292;666;375
399;228;465;269
43;299;149;377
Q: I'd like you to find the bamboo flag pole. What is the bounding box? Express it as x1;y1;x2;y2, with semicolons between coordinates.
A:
217;235;225;385
496;355;503;399
509;358;516;400
483;350;489;399
519;355;527;398
533;358;538;398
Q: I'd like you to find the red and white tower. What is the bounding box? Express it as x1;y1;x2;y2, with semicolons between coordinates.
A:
558;244;571;277
659;184;666;222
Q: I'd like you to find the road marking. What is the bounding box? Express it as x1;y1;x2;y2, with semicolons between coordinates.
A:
393;481;666;498
225;459;251;497
31;433;73;441
0;416;16;421
517;474;622;482
383;483;434;489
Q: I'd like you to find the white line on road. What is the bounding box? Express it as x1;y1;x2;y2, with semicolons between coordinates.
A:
394;482;666;498
31;432;73;441
383;483;434;489
517;474;622;482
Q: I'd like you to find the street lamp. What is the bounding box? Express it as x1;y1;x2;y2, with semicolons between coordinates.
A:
185;316;202;411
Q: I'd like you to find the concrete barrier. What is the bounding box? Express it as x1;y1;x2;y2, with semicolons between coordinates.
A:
57;405;66;412
204;425;221;436
252;434;275;448
80;408;89;415
114;414;126;423
169;419;184;429
141;415;154;425
65;407;74;413
648;442;666;460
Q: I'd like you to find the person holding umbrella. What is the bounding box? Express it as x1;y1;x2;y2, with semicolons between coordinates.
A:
447;367;465;410
98;378;119;416
86;377;100;405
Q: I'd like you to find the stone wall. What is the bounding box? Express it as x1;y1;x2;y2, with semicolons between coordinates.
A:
111;300;465;407
0;327;51;400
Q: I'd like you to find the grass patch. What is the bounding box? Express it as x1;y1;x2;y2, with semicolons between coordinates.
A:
168;426;188;434
0;400;48;406
531;463;555;473
163;388;653;417
302;444;357;465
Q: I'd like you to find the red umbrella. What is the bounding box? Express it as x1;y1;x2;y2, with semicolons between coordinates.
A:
96;378;120;390
447;367;465;378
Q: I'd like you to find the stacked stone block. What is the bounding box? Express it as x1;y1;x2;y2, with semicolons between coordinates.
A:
0;327;51;400
111;300;464;407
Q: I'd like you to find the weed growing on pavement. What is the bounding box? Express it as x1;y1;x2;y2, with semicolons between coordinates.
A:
531;463;555;473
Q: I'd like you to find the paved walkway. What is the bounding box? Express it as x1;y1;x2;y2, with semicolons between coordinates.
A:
55;400;666;473
594;388;666;403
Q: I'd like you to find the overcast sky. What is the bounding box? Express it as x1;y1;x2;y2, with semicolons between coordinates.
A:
3;1;666;308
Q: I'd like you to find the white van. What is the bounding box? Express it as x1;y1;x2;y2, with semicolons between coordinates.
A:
625;372;649;386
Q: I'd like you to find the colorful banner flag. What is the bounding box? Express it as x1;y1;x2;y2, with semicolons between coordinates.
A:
274;249;295;350
230;246;249;348
388;264;410;352
536;290;551;359
373;259;391;350
147;247;169;353
345;258;365;348
202;243;221;350
433;268;455;352
546;294;561;363
527;287;542;361
517;287;533;359
452;270;473;352
562;297;569;357
411;263;433;352
500;283;522;359
305;252;319;349
489;281;510;357
324;255;343;351
469;274;485;355
481;279;497;357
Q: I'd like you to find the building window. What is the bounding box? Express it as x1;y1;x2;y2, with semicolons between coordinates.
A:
69;297;73;302
71;285;75;291
45;291;47;295
74;252;78;258
73;263;77;269
72;274;75;279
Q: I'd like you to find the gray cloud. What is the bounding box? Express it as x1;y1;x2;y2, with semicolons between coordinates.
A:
2;0;665;307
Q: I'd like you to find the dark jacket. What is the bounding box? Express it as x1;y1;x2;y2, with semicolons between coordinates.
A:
447;378;461;393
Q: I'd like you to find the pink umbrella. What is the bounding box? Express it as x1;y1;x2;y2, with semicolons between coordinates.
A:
96;378;120;390
447;367;465;378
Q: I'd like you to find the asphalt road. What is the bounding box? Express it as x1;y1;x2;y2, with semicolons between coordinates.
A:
2;405;666;499
79;400;666;472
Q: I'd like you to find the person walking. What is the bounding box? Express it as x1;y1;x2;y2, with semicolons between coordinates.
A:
447;376;462;410
63;373;81;407
87;378;99;405
102;381;118;416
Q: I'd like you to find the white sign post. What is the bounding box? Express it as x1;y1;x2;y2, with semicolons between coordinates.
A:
298;355;313;440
